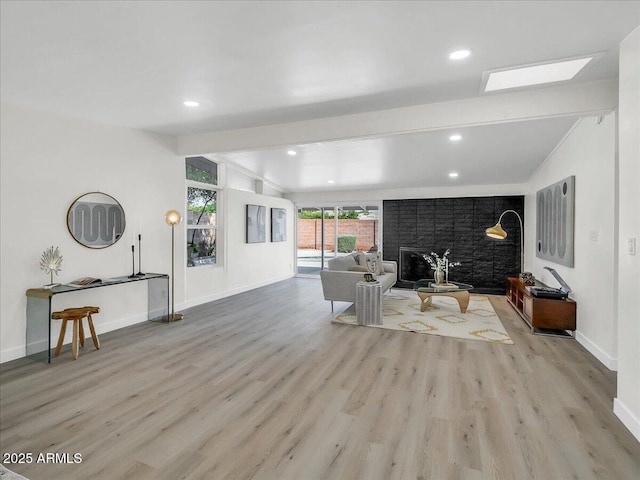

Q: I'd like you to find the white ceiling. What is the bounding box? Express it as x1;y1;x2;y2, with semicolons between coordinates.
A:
1;1;638;193
216;116;581;191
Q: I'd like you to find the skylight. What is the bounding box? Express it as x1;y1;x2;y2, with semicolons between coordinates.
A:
484;57;593;92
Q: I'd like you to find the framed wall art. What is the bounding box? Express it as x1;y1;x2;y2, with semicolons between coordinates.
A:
246;204;266;243
536;175;575;267
271;208;287;242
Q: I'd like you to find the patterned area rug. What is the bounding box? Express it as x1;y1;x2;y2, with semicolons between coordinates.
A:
333;290;513;344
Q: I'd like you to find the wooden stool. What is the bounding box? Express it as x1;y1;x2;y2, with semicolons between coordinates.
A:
52;306;100;360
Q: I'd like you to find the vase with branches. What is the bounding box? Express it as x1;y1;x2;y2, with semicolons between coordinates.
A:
422;249;461;285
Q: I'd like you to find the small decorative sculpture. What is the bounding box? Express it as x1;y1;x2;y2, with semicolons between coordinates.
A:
519;271;535;285
40;246;63;288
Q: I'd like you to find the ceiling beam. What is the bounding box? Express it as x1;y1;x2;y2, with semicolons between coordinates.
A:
177;79;618;155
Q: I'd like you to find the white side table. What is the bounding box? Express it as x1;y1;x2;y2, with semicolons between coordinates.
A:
356;281;383;325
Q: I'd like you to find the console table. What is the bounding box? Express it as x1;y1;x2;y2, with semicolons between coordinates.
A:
26;273;169;363
506;277;576;337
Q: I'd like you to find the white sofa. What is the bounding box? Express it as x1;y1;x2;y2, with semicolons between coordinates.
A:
320;253;398;310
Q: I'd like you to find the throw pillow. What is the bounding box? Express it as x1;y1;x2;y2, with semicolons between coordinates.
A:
327;255;357;271
358;252;385;276
358;252;373;271
348;265;369;272
375;252;386;275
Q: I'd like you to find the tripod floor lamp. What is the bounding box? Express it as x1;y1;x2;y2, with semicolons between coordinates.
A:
485;209;524;274
165;209;184;322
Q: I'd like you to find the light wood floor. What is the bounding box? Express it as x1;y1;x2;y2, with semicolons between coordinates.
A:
1;278;639;480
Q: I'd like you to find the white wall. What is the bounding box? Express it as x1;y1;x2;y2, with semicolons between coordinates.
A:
614;26;640;442
0;103;294;363
183;188;295;308
0;103;182;362
525;114;617;369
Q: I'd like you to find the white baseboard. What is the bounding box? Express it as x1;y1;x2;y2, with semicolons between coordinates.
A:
180;273;295;311
0;312;149;364
54;311;149;346
0;345;26;363
575;330;618;371
614;398;640;443
93;311;148;334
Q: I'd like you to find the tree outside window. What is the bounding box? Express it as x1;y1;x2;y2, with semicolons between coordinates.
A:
186;157;220;267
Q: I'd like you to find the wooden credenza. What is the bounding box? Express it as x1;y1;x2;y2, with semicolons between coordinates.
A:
506;277;576;336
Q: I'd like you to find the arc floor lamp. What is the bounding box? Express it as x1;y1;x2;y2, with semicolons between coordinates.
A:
485;209;524;273
165;209;184;322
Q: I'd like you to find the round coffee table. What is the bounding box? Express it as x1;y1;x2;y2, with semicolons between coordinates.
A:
413;280;474;313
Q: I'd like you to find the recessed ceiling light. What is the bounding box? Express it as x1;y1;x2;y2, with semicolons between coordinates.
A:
484;56;594;92
449;172;459;178
183;100;199;107
449;134;462;141
328;180;335;184
449;49;471;60
287;150;297;156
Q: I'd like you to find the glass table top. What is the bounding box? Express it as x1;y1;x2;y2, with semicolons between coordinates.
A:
414;280;474;293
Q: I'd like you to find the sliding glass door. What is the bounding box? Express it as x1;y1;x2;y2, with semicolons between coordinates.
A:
336;205;379;254
296;204;380;276
296;207;334;275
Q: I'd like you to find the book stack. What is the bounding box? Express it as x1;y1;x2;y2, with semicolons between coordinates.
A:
430;283;459;289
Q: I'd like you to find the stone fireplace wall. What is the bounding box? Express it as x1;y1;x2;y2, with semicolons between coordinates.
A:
383;196;524;294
